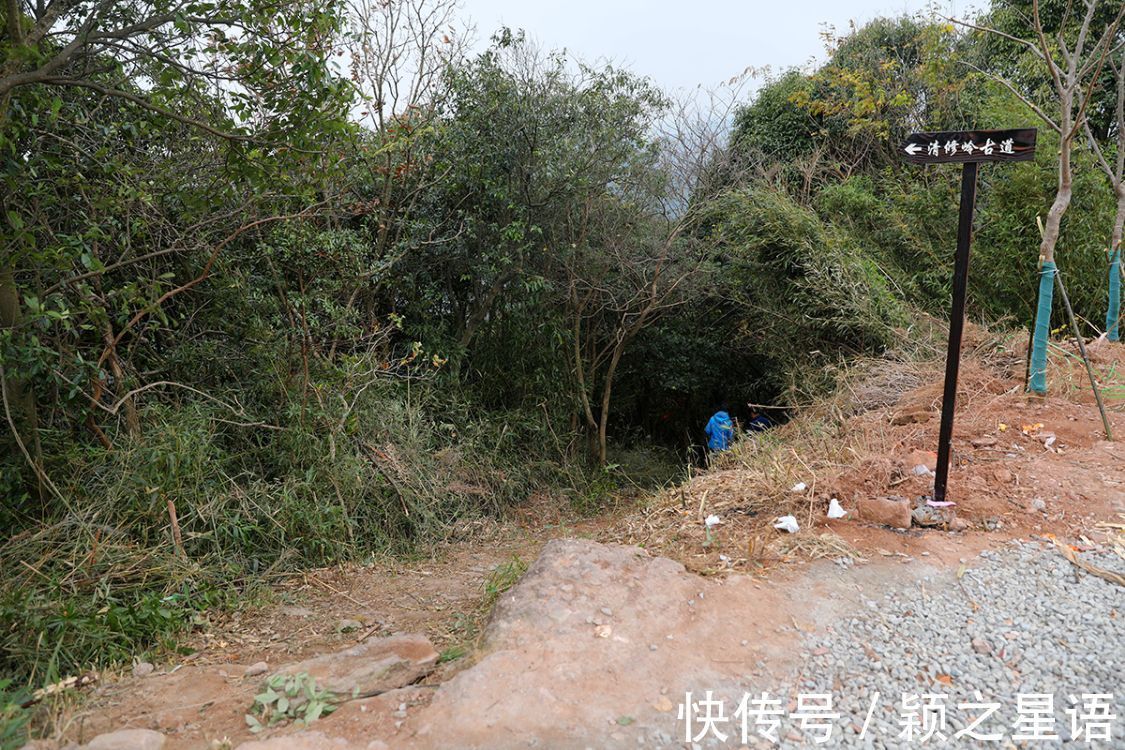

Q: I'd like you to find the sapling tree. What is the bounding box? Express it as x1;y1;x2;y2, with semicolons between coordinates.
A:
1080;45;1125;339
956;0;1123;393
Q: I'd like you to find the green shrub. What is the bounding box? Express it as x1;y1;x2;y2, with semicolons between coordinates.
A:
0;679;31;750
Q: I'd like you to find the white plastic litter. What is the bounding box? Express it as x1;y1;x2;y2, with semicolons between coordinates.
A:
827;498;847;519
791;482;808;493
773;515;800;533
704;514;721;528
912;464;933;476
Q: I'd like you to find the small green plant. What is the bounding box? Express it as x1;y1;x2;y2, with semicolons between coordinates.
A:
0;679;31;750
245;672;337;733
482;556;527;607
570;464;620;515
437;645;467;664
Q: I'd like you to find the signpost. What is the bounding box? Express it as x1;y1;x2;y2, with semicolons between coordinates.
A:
900;128;1037;505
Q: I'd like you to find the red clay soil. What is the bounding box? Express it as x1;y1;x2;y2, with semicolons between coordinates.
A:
617;329;1125;575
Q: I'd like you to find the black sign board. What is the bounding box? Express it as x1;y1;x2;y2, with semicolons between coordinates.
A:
901;127;1036;506
900;128;1037;165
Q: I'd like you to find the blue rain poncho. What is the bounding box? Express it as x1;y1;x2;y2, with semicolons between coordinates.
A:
704;411;735;451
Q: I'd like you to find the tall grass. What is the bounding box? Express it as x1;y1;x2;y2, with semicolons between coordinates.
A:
0;364;595;687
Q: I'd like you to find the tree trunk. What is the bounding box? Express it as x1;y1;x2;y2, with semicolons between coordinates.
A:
1107;187;1125;341
1113;185;1125;256
596;340;625;467
0;265;44;498
1106;247;1121;341
102;321;140;435
1028;128;1073;394
1038;141;1072;265
1028;261;1056;394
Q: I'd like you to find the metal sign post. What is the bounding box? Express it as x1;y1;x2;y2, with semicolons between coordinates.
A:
900;128;1037;505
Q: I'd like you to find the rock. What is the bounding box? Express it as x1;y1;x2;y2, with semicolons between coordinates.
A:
279;605;314;618
992;467;1013;484
970;435;997;448
971;638;992;655
244;661;269;677
911;505;957;529
271;633;438;701
856;496;912;529
1029;498;1047;513
84;729;165;750
234;733;358;750
131;661;155;678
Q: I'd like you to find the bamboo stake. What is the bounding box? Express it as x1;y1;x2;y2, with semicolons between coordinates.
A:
166;496;186;557
1053;268;1114;441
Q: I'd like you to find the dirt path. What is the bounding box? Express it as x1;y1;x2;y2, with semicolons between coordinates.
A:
36;338;1125;749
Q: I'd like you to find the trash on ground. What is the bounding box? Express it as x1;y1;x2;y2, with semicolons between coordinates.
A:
791;482;808;493
912;464;933;476
773;515;800;533
704;514;721;528
827;498;847;519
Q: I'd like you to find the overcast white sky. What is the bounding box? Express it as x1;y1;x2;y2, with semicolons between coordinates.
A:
461;1;977;91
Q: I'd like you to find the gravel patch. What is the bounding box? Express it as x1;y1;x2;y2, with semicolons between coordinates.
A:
786;541;1123;748
674;541;1122;749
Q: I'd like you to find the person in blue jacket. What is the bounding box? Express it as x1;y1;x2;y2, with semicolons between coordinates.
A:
746;408;772;433
704;407;735;452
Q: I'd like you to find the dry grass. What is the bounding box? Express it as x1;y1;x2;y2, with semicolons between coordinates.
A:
607;319;1035;574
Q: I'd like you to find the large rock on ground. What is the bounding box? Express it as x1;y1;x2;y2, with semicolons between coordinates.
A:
83;729;165;750
234;732;368;749
400;538;812;749
856;495;913;529
271;633;437;700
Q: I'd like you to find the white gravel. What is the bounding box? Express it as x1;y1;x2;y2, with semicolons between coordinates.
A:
664;541;1122;749
782;541;1124;748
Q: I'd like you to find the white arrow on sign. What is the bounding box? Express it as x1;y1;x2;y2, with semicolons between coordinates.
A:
904;143;923;156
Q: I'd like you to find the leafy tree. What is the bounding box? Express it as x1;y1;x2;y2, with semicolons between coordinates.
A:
1;0;351;498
